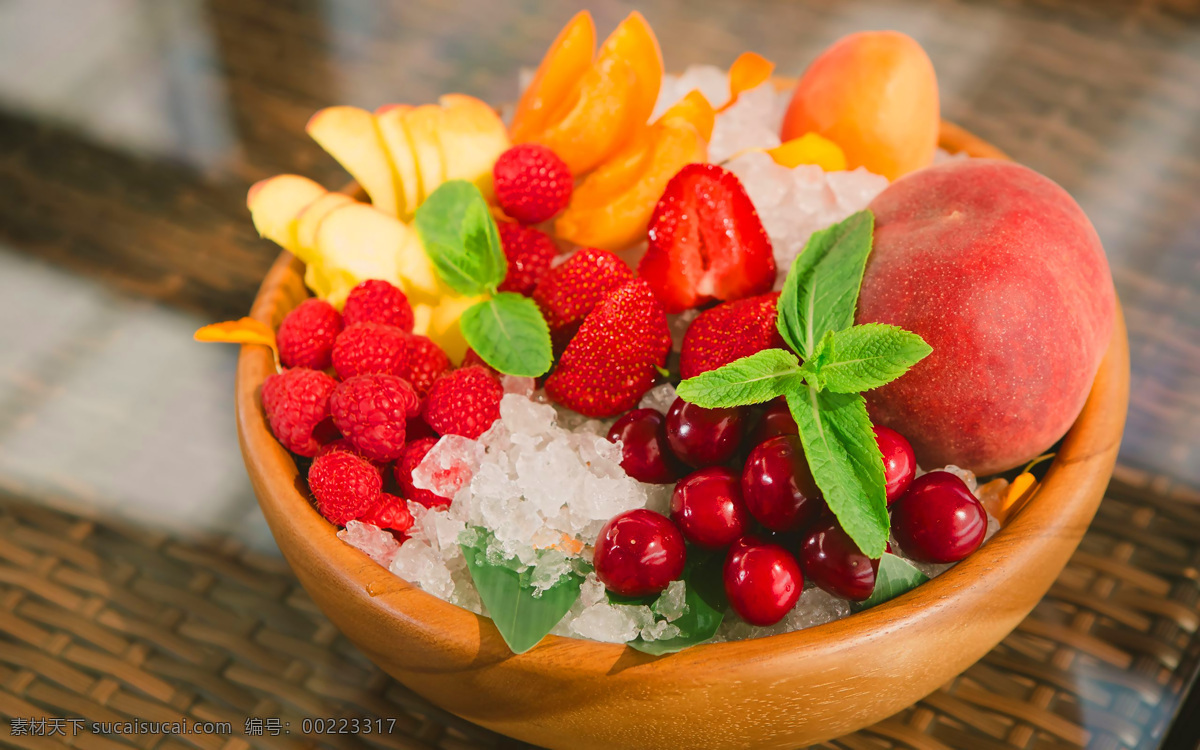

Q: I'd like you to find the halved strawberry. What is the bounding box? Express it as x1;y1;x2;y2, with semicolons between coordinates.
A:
545;279;671;418
638;163;776;313
679;292;786;378
532;246;634;339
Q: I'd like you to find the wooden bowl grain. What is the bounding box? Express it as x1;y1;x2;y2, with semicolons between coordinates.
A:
236;124;1128;749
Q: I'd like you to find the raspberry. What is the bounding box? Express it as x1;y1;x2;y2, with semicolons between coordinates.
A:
331;323;409;380
330;374;420;461
394;437;451;509
493;144;573;224
277;298;343;369
261;368;339;457
342;279;414;332
398;334;451;397
497;221;558;295
406;416;438;442
317;438;386;476
460;348;498;376
308;450;382;525
422;366;503;439
356;493;414;533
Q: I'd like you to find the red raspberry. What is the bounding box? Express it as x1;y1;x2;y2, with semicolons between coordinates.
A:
261;368;338;457
277;298;343;369
493;144;573;224
406;416;438;442
497;221;558;295
317;438;386;476
399;334;451;397
394;437;451;509
422;366;503;439
460;348;498;376
330;374;420;461
356;493;414;533
308;450;382;525
342;279;414;332
331;323;409;380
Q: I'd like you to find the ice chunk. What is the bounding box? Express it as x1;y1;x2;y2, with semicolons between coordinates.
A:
501;374;536;398
412;434;485;498
638;383;678;414
939;464;978;493
709;83;783;163
500;392;556;436
667;310;699;353
389;538;456;601
653;66;730;120
338;521;401;567
570;602;642;643
652;580;688;622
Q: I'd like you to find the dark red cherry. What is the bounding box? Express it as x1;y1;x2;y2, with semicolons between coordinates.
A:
873;425;916;504
741;435;823;532
749;397;798;445
891;471;986;563
665;398;746;468
670;467;750;549
607;409;684;484
799;519;877;602
723;536;803;626
593;509;686;597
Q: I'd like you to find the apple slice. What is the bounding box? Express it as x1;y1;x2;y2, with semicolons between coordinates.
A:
438;94;510;200
295;192;355;265
246;174;326;253
402;104;447;204
307;106;401;216
375;104;421;217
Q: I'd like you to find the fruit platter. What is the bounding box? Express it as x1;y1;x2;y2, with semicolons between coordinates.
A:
205;11;1128;749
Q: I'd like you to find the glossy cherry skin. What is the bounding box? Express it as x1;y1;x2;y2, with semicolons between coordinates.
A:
724;536;803;626
670;467;750;549
665;398;747;468
891;471;987;563
749;398;798;446
799;519;878;601
741;435;823;532
593;509;687;597
607;409;684;484
874;425;916;504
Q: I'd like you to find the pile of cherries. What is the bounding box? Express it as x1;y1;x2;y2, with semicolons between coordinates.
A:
593;397;989;626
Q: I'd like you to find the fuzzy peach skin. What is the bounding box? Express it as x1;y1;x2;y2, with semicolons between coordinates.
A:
856;159;1115;475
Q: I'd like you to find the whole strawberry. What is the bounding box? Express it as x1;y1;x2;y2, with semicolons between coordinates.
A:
261;367;339;457
356;493;414;533
545;279;671;418
399;334;451;397
277;298;343;369
330;374;420;461
680;293;786;378
532;247;634;338
422;366;503;439
308;450;382;525
493;144;573;224
497;221;557;295
331;323;409;380
395;437;452;509
342;279;415;332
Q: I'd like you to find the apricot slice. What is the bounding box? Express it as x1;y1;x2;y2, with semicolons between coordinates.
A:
721;52;775;112
658;90;715;140
511;11;596;142
306;106;401;216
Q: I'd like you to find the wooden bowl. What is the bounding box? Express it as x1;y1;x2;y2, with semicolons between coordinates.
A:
236;124;1129;749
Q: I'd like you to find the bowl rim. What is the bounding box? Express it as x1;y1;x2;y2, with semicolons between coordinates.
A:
236;121;1129;673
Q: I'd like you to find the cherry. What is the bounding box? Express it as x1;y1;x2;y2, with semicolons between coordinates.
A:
799;518;877;602
741;435;823;532
723;536;803;626
749;397;798;446
874;425;916;504
670;467;750;549
607;409;684;484
593;509;687;597
665;398;746;468
891;471;986;563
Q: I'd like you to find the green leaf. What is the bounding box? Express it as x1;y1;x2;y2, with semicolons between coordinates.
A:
776;210;874;358
787;385;890;558
460;293;553;377
852;553;930;611
675;349;803;408
797;330;836;391
461;532;583;654
627;549;727;655
815;324;932;393
414;180;506;295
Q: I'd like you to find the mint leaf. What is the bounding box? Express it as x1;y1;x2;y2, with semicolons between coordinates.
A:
776;210;874;358
815;324;932;393
415;180;506;295
675;349;802;408
797;329;836;391
787;385;889;557
460;293;552;377
852;553;930;611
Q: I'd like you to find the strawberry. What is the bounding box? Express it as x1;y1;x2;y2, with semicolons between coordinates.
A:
493;144;573;224
497;221;558;295
532;247;634;339
638;163;776;313
545;279;671;418
679;292;786;378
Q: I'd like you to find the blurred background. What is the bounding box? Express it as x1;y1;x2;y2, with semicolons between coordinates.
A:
0;1;1197;748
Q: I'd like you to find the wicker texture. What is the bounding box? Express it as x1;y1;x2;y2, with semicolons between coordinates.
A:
1;465;1196;750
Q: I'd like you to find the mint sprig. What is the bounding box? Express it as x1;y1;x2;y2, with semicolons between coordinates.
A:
676;210;931;558
415;181;553;377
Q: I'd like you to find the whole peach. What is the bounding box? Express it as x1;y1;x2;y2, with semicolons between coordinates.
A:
782;31;939;181
857;159;1115;475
